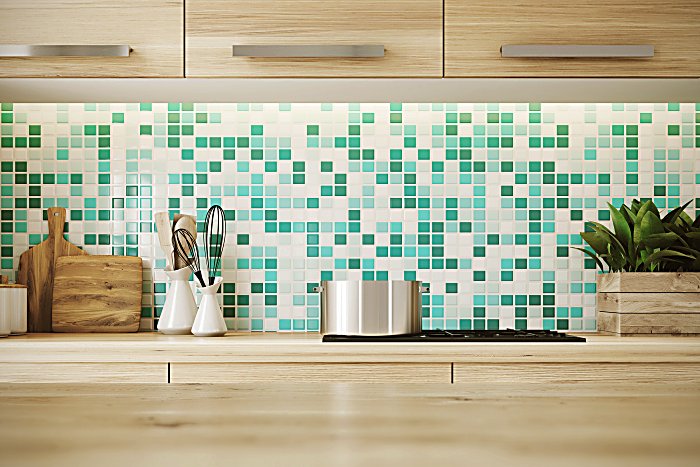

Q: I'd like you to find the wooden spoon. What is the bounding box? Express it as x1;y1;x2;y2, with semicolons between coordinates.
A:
173;215;197;270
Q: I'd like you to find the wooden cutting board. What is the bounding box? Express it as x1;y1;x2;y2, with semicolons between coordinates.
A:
52;255;143;333
17;207;88;332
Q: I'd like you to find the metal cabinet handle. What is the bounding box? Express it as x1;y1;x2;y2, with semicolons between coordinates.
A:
0;45;131;57
312;286;323;293
420;286;430;294
500;45;654;58
232;45;384;58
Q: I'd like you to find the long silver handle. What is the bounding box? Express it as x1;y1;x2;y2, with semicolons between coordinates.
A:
232;45;384;58
500;45;654;58
0;45;131;57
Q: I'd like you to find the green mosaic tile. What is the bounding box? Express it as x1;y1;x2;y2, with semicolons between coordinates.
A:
0;102;696;333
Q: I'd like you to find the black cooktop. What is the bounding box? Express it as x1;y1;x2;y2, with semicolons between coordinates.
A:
322;329;585;342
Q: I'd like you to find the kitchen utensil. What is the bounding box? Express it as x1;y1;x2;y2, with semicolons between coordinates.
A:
174;214;196;229
158;265;197;335
191;277;227;337
17;206;88;332
204;205;226;286
315;280;429;336
173;228;206;287
173;214;197;269
174;215;197;238
0;284;28;335
173;213;185;228
51;255;143;333
154;211;175;269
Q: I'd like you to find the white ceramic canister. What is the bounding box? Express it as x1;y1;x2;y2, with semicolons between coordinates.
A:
157;266;197;335
10;285;27;334
0;284;22;337
191;277;227;337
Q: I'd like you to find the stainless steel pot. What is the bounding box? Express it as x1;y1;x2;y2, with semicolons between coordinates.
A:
315;280;429;336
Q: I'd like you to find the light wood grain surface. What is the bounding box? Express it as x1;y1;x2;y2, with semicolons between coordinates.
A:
597;272;700;293
1;333;698;363
0;0;183;77
0;363;166;383
598;311;700;335
186;0;442;77
170;362;451;383
0;382;698;467
445;0;700;77
6;333;700;384
453;362;700;384
596;273;700;335
597;292;700;314
51;255;143;332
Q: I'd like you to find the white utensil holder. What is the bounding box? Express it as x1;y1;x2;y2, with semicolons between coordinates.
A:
158;266;197;335
192;277;227;337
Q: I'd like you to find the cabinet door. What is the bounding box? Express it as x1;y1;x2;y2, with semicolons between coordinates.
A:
170;363;451;383
186;0;442;77
445;0;700;77
452;363;700;385
0;363;168;383
0;0;183;77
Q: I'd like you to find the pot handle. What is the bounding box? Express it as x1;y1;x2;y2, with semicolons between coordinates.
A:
420;286;430;293
312;286;323;293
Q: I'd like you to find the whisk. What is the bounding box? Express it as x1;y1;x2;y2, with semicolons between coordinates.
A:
172;228;206;287
204;205;226;286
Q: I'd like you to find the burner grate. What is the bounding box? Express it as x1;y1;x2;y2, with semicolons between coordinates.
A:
322;329;586;342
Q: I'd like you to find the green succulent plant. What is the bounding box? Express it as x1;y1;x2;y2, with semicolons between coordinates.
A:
573;199;700;273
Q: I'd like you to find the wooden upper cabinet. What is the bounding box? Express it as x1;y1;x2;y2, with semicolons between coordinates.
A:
0;0;183;78
445;0;700;77
185;0;443;78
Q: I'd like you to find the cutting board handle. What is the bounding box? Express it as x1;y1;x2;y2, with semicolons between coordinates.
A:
47;207;66;241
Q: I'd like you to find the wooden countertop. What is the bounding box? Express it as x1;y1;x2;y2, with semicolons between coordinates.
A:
2;334;699;465
1;332;699;363
1;381;699;467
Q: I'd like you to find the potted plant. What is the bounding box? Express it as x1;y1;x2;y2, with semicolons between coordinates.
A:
574;199;700;335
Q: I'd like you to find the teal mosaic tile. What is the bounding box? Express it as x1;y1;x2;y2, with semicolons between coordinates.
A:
0;103;698;332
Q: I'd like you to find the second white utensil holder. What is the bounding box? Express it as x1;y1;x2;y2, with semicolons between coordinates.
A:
158;266;197;335
192;277;227;337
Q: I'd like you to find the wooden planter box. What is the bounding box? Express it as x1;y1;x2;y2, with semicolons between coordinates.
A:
597;273;700;335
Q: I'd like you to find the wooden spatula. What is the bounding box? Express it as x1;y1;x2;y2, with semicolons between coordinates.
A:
154;212;174;269
17;207;88;332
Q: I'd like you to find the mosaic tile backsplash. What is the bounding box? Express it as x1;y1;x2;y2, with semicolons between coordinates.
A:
1;103;698;332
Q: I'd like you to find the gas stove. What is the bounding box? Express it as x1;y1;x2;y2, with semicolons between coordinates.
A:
322;329;585;342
